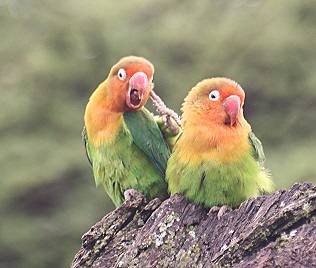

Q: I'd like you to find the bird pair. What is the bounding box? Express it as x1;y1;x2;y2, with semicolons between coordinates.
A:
83;56;274;212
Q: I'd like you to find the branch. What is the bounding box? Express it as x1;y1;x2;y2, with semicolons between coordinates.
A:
71;182;316;268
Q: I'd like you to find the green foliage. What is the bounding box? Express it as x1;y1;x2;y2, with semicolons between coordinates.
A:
1;0;315;267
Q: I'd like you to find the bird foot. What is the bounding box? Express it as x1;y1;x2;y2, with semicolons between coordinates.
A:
208;205;232;220
124;189;145;203
164;115;181;136
150;90;182;135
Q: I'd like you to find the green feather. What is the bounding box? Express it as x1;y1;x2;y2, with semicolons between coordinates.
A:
83;108;170;207
167;133;274;208
82;126;93;168
123;108;170;176
249;131;266;168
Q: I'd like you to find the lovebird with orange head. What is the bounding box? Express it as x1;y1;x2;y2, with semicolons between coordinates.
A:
166;77;274;209
83;56;170;207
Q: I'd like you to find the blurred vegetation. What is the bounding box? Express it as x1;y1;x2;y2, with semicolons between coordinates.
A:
1;0;315;267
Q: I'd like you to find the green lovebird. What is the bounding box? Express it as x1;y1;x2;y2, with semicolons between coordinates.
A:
83;56;170;207
166;77;274;209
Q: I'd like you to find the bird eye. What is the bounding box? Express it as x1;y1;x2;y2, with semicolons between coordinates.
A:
150;76;154;83
209;90;220;101
117;68;126;81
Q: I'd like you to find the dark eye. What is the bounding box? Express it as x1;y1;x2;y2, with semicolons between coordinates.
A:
209;90;220;101
117;68;126;81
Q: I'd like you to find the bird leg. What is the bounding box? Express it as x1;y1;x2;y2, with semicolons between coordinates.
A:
208;205;232;220
150;90;182;135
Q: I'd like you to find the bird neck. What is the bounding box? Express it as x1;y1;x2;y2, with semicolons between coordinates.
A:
84;81;123;147
176;118;251;165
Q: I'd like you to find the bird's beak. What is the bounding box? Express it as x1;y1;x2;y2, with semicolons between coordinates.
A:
126;72;148;109
223;95;241;126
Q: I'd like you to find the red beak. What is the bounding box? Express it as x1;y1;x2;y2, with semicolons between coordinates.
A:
126;72;148;109
223;95;241;126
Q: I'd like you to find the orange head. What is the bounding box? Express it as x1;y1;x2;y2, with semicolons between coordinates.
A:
182;77;246;128
104;56;154;112
85;56;154;146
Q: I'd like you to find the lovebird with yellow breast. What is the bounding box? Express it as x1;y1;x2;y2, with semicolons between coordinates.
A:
166;77;274;210
83;56;171;207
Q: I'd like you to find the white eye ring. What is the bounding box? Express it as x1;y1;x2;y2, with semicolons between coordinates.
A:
209;90;220;101
117;68;126;81
150;76;154;84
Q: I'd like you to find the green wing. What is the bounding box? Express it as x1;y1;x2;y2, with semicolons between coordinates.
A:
82;126;95;168
123;108;171;177
248;131;266;168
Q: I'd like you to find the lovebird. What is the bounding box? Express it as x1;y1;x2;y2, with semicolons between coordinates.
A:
166;77;274;209
83;56;170;207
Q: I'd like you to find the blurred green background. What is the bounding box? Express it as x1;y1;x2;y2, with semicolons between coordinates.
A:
1;0;316;267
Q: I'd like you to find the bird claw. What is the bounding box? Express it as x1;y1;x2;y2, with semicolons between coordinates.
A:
124;189;144;203
150;90;182;136
166;116;180;136
208;205;232;220
161;114;168;125
161;115;180;136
